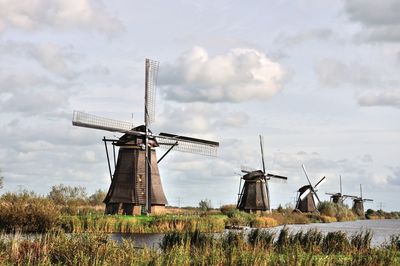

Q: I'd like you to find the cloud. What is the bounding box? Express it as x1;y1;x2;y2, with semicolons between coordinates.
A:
388;167;400;186
159;46;286;103
358;90;400;108
154;103;250;137
0;41;79;79
275;28;335;47
0;0;123;34
345;0;400;42
315;59;377;88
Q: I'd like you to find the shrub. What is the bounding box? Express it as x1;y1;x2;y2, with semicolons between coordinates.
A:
251;217;278;228
220;204;236;215
0;191;60;233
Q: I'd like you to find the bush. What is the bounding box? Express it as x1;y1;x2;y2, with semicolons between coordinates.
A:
0;191;60;233
220;204;236;215
251;217;278;228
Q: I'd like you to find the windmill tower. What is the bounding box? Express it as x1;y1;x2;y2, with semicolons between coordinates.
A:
348;184;373;216
295;164;326;213
326;175;352;204
72;59;219;215
237;135;288;213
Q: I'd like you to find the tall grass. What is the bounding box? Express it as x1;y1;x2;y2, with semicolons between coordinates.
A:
0;228;398;265
60;214;226;233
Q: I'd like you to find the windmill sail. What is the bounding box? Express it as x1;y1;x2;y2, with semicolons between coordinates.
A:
156;133;219;157
144;59;159;125
72;111;134;133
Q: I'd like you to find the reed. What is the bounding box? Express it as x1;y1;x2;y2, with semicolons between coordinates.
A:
0;229;399;265
60;214;226;233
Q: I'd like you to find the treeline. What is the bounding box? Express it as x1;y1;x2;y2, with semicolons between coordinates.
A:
366;209;400;220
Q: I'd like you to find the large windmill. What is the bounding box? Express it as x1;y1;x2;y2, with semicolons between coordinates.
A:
326;175;352;205
237;135;288;212
347;184;373;216
294;164;326;213
72;59;219;215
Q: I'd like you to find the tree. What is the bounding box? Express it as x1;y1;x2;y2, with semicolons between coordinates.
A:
89;189;107;205
199;199;212;211
48;184;87;205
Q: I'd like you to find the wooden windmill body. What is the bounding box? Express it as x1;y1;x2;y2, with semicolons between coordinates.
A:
326;175;352;205
72;59;219;215
295;164;326;213
237;136;288;213
348;184;373;217
296;185;318;212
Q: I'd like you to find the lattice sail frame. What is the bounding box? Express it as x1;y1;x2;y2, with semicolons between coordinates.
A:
156;135;219;157
145;59;159;125
72;111;134;133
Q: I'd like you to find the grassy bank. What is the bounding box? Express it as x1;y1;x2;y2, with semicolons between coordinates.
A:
1;190;394;234
60;214;226;233
0;229;399;265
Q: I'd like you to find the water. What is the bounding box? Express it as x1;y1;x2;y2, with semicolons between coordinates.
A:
111;219;400;248
270;219;400;247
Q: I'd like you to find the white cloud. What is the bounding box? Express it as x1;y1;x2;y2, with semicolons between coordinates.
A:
154;103;250;137
159;46;286;103
358;90;400;108
0;0;123;34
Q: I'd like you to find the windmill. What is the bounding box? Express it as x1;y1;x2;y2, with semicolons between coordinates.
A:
237;135;288;212
72;59;219;215
326;175;352;205
347;184;373;216
294;164;326;213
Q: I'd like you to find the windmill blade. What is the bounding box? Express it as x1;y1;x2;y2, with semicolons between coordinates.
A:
313;191;321;203
299;188;311;201
267;176;287;184
363;198;373;202
144;59;159;125
72;111;134;133
156;132;219;157
241;165;257;174
314;176;326;190
266;173;288;182
325;192;336;196
259;135;266;173
301;164;313;187
343;194;358;199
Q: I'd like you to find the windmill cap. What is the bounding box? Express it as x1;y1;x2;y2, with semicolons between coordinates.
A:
243;170;265;180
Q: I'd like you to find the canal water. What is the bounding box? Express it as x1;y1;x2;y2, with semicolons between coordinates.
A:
110;219;400;248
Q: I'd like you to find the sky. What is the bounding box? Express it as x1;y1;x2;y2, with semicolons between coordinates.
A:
0;0;399;210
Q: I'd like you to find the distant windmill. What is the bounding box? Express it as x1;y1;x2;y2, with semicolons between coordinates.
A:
295;164;326;213
237;135;288;212
326;175;352;205
72;59;219;215
347;184;373;216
